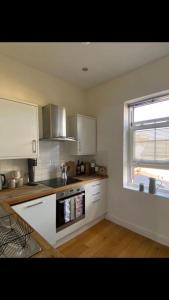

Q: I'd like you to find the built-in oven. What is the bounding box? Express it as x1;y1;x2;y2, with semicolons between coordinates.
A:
56;187;85;232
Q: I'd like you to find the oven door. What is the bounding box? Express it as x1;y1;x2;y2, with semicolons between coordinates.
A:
56;199;65;228
56;192;85;232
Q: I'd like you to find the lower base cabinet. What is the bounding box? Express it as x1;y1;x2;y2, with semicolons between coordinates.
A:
12;179;107;247
12;194;57;246
85;179;107;223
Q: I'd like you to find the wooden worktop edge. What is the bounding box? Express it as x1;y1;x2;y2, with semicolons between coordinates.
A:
5;176;107;206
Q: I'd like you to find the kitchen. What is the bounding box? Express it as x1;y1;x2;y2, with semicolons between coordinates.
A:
1;42;169;258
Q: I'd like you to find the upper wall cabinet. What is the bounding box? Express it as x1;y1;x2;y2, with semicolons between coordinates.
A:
68;114;97;155
0;98;39;159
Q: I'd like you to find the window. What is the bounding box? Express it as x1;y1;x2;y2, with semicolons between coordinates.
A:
127;93;169;192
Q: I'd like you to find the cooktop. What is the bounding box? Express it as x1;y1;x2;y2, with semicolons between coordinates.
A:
38;177;82;188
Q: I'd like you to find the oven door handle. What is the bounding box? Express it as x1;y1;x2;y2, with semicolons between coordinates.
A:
56;192;85;201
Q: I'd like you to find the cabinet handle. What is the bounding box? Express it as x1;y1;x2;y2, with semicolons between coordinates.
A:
92;183;101;187
24;201;43;209
92;192;100;196
78;141;81;153
92;198;101;203
32;140;37;153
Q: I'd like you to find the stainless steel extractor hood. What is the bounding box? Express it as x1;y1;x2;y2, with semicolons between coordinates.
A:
40;104;76;141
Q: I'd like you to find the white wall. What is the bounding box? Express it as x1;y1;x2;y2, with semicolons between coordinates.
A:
0;53;87;181
0;53;86;114
86;55;169;246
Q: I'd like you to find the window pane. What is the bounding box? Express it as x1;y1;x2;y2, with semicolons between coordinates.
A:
156;127;169;160
134;100;169;122
134;129;155;160
132;167;169;189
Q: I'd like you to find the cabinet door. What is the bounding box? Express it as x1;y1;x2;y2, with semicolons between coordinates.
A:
85;179;107;223
0;98;39;159
12;194;56;246
77;115;96;155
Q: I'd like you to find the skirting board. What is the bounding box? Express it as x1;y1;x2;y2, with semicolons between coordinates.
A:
54;214;106;248
106;213;169;248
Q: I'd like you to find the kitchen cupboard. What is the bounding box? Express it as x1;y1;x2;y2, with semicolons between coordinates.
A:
12;192;87;246
85;179;107;223
12;179;107;247
12;194;56;246
0;98;39;159
68;114;96;155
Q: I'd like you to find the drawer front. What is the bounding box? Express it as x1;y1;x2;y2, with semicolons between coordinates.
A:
12;194;56;212
91;193;101;203
90;181;102;194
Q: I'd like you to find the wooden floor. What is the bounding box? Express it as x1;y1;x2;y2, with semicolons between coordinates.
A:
56;219;169;257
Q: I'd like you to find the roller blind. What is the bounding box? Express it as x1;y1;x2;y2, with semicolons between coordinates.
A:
133;126;169;162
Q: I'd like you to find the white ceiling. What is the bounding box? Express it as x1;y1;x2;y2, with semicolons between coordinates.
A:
0;42;169;89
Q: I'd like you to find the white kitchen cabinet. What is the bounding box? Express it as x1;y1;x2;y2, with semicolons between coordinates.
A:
12;194;56;246
0;98;39;159
68;114;96;155
85;179;107;223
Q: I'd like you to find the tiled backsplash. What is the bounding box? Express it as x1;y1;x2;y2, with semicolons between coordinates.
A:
0;142;96;183
35;141;75;181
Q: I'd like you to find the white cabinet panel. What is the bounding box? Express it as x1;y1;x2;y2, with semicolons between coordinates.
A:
77;115;96;155
12;194;56;246
85;179;107;223
0;98;39;159
68;114;96;155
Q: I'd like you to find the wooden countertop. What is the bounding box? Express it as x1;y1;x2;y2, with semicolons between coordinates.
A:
0;175;107;258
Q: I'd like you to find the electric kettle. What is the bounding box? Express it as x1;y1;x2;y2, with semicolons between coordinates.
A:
0;174;6;190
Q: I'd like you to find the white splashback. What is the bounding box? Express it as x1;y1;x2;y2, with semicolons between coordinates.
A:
0;142;75;182
35;141;75;181
0;142;96;183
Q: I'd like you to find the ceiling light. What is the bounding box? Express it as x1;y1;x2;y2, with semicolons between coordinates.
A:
82;67;88;72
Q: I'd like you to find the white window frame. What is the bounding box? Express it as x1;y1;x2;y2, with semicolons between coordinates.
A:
126;91;169;193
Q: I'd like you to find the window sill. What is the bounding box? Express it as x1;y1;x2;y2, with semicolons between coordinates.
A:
123;184;169;200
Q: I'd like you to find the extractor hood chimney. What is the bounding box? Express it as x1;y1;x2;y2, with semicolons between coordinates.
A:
40;104;76;141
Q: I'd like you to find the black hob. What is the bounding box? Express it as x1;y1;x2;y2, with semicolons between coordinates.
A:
38;177;82;188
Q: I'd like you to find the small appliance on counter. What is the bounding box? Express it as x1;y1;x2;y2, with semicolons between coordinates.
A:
27;158;38;186
8;170;24;189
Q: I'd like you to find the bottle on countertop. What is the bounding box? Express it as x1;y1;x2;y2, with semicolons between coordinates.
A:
80;161;85;175
90;160;96;174
76;160;81;176
85;162;90;175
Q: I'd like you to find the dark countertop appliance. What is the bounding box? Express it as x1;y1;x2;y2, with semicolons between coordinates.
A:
38;177;82;188
27;158;38;186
